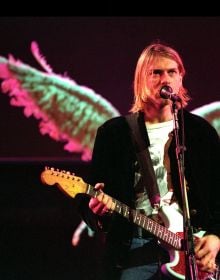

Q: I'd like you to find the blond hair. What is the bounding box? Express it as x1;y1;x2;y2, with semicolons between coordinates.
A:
130;43;190;112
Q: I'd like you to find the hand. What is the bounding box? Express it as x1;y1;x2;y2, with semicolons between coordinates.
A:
195;234;220;273
89;183;114;216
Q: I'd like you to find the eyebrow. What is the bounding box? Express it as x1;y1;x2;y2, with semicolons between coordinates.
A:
152;68;178;73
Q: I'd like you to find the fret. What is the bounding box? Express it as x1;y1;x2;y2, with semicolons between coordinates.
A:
155;223;160;236
142;217;146;228
147;219;153;232
121;204;124;215
150;220;155;234
86;184;93;196
134;211;138;223
163;230;169;243
157;225;164;239
154;221;159;235
115;203;122;214
122;205;128;218
139;214;144;226
168;232;174;244
172;236;181;249
163;229;168;239
124;206;129;218
135;214;142;225
87;184;100;198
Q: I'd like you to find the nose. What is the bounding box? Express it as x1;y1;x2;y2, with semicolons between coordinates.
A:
160;72;170;85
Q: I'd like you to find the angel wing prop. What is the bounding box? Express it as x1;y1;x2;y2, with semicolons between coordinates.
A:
0;42;219;162
0;42;120;161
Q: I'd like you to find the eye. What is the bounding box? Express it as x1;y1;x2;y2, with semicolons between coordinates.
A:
168;69;178;75
153;69;162;75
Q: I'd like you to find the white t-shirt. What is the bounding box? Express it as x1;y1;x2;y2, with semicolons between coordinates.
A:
134;120;174;216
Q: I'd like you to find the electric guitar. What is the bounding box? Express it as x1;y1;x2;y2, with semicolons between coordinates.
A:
40;167;219;280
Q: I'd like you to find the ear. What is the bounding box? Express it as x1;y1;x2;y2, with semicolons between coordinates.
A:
141;93;147;103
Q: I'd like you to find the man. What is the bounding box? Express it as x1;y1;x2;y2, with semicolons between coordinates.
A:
78;42;220;279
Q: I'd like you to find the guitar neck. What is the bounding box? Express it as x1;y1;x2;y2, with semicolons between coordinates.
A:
86;184;182;250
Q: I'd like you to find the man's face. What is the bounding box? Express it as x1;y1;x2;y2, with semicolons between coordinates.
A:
145;56;183;105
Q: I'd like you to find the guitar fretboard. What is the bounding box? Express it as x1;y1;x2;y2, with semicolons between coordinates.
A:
86;184;182;250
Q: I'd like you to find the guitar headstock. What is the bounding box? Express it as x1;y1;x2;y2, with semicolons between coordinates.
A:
40;167;88;198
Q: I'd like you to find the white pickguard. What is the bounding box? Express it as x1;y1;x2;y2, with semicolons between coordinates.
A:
158;204;216;280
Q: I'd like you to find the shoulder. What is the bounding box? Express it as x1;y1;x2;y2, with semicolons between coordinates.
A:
96;114;138;142
183;110;219;142
98;115;129;131
184;110;218;133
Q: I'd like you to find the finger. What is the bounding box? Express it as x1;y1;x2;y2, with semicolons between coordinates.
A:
207;260;217;272
100;194;115;212
194;239;210;259
92;203;106;215
194;237;205;253
197;252;212;266
196;253;216;272
89;197;101;208
195;247;208;259
195;241;218;260
100;206;110;215
96;192;105;203
89;197;106;215
199;260;217;273
94;183;105;190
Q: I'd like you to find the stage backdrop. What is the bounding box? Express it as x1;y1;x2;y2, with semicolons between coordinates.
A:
0;17;219;280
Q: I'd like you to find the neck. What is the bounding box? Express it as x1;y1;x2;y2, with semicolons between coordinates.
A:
144;104;173;124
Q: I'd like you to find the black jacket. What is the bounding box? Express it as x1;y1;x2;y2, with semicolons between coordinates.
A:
78;109;220;247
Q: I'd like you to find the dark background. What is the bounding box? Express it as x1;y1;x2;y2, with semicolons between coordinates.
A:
0;17;219;279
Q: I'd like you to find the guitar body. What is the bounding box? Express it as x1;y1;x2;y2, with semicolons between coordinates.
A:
158;204;185;280
162;248;185;280
162;247;216;280
159;205;214;280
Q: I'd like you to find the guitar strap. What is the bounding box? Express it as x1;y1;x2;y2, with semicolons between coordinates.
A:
125;111;160;208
